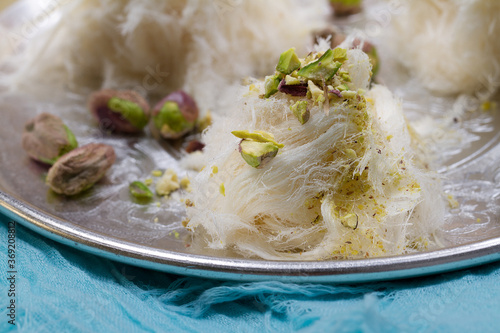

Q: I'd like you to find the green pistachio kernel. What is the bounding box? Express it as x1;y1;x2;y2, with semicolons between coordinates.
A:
239;140;280;168
307;80;325;105
297;48;343;82
341;91;357;99
290;100;310;125
341;73;351;82
332;47;348;62
276;48;302;75
108;97;149;129
129;181;154;199
154;101;191;134
336;83;349;92
264;74;282;98
231;130;284;148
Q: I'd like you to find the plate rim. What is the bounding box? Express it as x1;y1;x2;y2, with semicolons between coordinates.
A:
2;189;500;283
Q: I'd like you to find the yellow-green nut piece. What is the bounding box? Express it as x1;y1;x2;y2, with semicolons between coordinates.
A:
22;113;78;165
284;75;302;85
264;74;282;98
340;213;358;229
129;181;153;199
332;47;348;62
276;48;301;75
290;101;310;125
307;81;325;104
239;140;280;168
297;48;343;83
231;130;284;148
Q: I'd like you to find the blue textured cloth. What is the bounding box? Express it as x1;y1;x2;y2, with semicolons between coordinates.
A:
1;213;500;333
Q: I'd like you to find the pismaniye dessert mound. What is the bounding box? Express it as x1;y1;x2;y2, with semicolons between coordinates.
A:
184;45;445;260
387;0;500;97
2;0;328;108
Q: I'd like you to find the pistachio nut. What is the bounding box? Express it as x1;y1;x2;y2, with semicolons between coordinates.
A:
317;30;379;77
276;48;301;75
231;130;284;148
151;90;199;139
88;89;150;134
313;28;347;49
22;113;78;165
232;130;283;168
46;143;116;196
297;48;343;83
264;73;282;98
278;79;308;97
239;140;279;169
329;0;362;17
290;100;310;124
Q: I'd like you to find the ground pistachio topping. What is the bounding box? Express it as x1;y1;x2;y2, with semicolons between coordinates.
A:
264;47;354;110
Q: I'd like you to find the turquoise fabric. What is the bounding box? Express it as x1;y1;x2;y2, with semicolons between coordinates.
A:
1;213;500;333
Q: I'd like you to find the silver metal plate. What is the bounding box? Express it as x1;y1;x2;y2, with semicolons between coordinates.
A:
1;0;500;283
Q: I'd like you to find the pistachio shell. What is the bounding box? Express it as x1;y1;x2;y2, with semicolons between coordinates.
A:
46;143;116;195
22;113;78;165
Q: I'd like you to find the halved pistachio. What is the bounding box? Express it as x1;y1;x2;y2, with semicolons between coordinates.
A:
239;140;279;168
22;113;78;165
264;74;282;98
151;90;199;139
46;143;116;196
276;48;301;75
297;48;343;83
290;101;310;124
88;89;150;134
